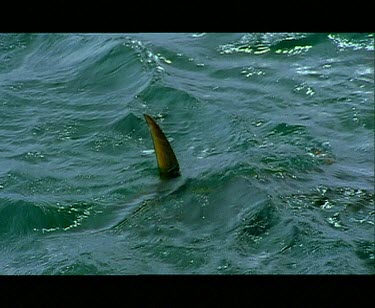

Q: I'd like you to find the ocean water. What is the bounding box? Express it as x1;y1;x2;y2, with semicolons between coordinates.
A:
0;33;373;274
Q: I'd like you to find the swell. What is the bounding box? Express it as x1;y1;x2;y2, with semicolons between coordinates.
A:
0;197;100;236
0;34;165;237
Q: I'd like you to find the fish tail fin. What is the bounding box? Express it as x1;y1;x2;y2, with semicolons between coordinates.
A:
144;114;180;178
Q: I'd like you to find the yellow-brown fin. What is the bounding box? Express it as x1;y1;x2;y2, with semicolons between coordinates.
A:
144;114;180;178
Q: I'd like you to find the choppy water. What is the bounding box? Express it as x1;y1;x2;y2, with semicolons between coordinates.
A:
0;33;373;274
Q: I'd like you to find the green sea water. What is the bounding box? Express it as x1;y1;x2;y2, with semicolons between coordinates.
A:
0;33;373;274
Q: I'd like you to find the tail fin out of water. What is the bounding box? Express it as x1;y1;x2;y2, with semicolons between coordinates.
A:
144;114;180;178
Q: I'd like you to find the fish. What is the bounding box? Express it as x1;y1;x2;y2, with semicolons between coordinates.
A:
143;114;180;179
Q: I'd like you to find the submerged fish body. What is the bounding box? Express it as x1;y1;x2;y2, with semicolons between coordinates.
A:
144;114;180;179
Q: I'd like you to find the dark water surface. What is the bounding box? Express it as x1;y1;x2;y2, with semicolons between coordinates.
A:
0;33;373;274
